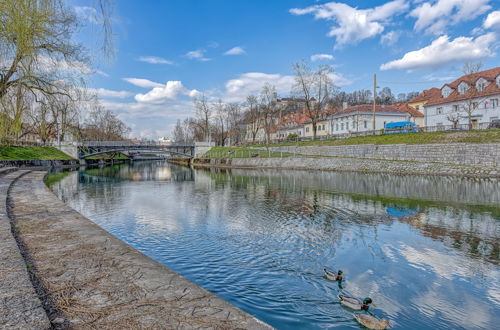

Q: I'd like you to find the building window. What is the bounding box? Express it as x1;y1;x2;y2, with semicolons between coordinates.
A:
346;122;349;130
322;124;325;130
473;102;478;109
306;127;309;133
458;82;469;94
492;99;499;108
336;124;339;131
453;105;459;112
437;107;443;114
364;121;367;128
341;123;344;130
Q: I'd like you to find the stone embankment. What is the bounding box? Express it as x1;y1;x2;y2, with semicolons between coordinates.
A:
0;169;271;329
257;143;500;167
192;143;499;178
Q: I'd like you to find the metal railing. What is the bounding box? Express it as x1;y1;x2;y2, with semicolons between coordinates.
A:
262;121;499;144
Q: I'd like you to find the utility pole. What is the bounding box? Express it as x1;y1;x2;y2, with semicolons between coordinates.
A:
372;73;377;133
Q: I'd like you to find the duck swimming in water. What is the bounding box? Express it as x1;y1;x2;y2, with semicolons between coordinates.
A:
354;313;391;329
339;295;373;310
324;268;343;281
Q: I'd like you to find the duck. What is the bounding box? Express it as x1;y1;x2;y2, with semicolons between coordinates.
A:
354;313;391;329
324;267;343;281
339;295;373;310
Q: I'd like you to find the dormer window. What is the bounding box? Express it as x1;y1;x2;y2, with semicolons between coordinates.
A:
441;85;452;98
476;77;488;92
458;82;469;95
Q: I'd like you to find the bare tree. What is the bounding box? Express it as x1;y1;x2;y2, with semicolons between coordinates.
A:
213;99;228;146
226;102;242;145
244;94;261;143
172;119;185;142
462;61;483;75
193;94;211;141
260;83;278;144
293;61;335;139
459;61;487;130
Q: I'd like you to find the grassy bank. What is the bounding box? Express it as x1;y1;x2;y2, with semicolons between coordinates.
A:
203;146;295;159
0;146;74;160
249;129;500;147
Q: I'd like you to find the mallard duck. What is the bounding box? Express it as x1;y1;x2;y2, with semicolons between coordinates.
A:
324;267;343;281
354;313;391;329
339;295;373;310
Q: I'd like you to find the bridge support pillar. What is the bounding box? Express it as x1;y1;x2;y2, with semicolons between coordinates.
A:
53;142;79;159
194;142;215;158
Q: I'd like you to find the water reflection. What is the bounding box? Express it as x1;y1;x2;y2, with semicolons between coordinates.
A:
48;161;500;330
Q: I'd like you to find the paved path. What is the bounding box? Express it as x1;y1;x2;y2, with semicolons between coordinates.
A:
0;169;51;329
8;171;271;329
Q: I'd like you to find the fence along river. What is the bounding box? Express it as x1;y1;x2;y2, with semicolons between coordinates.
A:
48;161;500;329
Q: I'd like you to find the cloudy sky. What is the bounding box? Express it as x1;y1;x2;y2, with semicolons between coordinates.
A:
74;0;500;139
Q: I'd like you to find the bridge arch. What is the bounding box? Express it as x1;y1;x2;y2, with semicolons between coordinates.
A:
80;148;193;159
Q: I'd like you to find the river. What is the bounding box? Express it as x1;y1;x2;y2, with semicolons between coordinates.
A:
47;161;500;329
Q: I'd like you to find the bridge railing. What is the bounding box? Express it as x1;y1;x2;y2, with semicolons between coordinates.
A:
79;141;195;147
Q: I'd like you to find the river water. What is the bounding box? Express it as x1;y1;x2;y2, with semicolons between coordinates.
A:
48;161;500;330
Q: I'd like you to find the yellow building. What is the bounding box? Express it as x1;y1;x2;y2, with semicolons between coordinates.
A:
408;88;441;127
303;119;330;139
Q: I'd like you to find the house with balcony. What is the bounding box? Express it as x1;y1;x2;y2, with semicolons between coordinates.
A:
423;67;500;129
328;104;410;135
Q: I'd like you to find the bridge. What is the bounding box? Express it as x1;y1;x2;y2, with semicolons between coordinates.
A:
55;141;214;160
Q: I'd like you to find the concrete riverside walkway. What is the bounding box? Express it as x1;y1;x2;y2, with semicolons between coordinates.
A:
0;169;51;329
8;171;271;329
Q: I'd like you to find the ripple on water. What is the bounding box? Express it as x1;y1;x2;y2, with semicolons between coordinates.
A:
49;163;500;330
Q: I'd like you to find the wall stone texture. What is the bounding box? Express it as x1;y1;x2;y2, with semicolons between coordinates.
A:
258;143;499;167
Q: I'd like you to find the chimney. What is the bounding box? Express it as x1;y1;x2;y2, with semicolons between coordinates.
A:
342;102;348;109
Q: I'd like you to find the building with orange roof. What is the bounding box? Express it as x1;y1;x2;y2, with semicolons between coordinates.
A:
328;104;410;135
423;67;500;128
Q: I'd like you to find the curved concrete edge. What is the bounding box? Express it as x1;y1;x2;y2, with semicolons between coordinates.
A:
0;170;51;329
9;171;272;329
192;157;500;178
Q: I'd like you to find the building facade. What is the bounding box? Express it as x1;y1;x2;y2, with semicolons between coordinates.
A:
423;67;500;128
328;105;410;135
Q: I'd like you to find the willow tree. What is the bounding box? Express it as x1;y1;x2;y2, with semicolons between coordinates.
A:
0;0;114;142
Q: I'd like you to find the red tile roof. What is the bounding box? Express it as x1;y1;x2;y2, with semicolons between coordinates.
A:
409;88;441;103
334;104;409;115
394;102;424;117
426;67;500;106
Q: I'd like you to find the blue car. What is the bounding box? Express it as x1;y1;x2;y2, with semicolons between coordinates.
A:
384;121;420;134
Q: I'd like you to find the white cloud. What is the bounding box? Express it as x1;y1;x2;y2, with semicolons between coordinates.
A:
410;0;491;35
135;81;200;104
310;54;334;61
290;0;409;47
224;71;351;102
138;56;174;65
224;46;246;55
185;49;211;61
484;10;500;30
74;6;98;24
122;78;163;88
94;69;109;77
89;88;133;99
380;30;401;46
380;33;496;71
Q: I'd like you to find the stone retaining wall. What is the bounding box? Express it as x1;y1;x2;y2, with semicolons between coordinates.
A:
193;157;499;178
258;143;500;167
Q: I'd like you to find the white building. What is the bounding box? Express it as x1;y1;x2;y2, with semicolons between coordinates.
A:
328;104;410;135
424;67;500;128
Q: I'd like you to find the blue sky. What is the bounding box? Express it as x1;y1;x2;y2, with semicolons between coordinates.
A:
74;0;500;139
